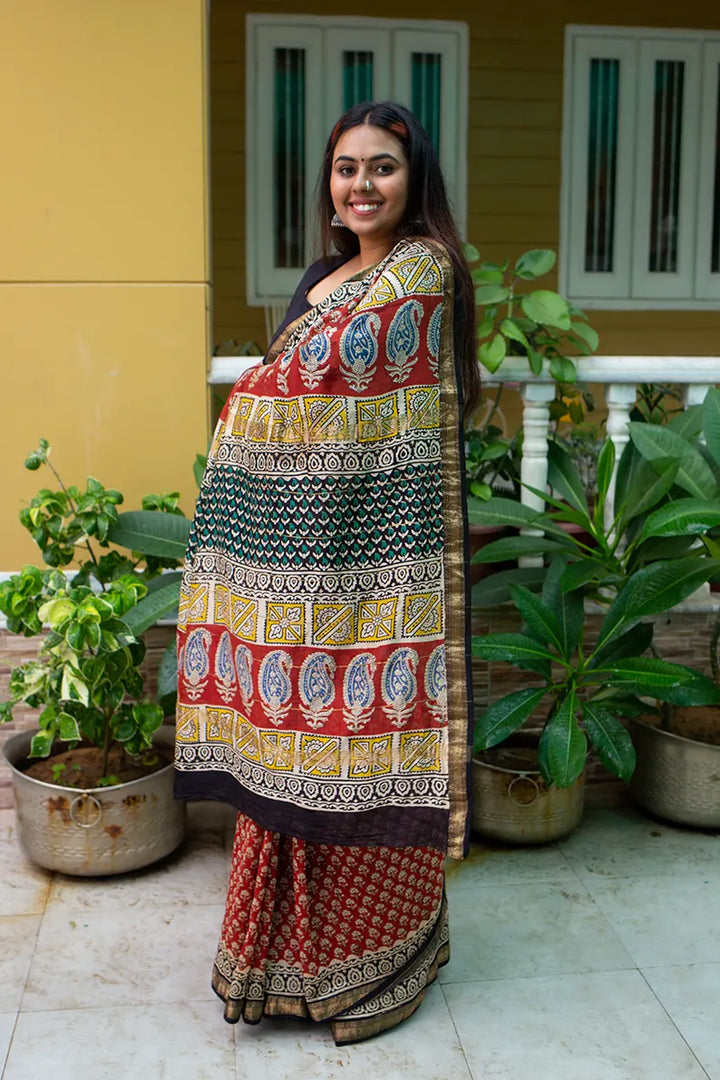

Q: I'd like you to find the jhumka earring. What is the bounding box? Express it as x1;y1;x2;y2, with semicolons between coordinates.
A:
331;213;344;227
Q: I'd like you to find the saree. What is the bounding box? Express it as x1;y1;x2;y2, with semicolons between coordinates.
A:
174;237;473;1039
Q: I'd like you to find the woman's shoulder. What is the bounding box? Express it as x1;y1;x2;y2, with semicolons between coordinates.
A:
382;237;453;294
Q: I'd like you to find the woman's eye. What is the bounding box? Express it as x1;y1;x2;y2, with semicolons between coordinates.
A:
374;162;394;175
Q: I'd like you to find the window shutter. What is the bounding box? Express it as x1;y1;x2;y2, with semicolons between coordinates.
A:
695;42;720;300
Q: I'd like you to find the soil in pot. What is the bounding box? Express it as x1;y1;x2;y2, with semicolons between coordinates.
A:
640;707;720;747
19;742;172;788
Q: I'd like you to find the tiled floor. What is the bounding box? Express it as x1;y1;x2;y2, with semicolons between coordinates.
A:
1;796;719;1080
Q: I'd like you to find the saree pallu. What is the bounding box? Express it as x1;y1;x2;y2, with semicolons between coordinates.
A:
174;237;472;1039
214;812;449;1043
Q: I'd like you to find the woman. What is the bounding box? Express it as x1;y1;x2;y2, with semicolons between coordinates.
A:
174;101;478;1045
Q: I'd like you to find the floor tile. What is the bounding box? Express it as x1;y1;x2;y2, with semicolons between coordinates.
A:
2;1000;236;1080
0;842;51;916
440;881;633;983
444;970;709;1080
22;903;225;1012
186;800;238;839
446;837;578;891
46;835;230;913
233;982;471;1080
587;875;720;968
643;963;720;1078
559;806;720;882
0;1013;17;1075
0;917;41;1013
0;810;17;842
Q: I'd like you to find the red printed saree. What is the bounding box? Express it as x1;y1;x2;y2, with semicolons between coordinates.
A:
174;237;472;1039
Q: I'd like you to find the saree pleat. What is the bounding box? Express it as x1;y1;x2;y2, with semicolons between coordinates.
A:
212;813;449;1042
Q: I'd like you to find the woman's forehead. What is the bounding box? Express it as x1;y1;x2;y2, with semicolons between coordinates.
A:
332;125;406;164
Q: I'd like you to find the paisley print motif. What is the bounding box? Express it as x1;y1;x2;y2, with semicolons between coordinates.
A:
299;652;337;729
424;645;448;724
214;630;236;703
234;645;254;709
258;650;293;726
381;647;419;728
299;332;332;390
426;304;442;376
339;312;381;391
385;300;423;382
182;628;212;701
342;653;377;732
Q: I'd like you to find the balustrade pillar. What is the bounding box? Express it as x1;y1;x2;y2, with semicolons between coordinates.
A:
604;382;637;532
519;381;555;566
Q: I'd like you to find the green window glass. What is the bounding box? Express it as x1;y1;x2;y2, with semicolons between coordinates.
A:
343;51;373;109
274;48;305;268
411;53;441;154
649;60;685;273
585;58;620;273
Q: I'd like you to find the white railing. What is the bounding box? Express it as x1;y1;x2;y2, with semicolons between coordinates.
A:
482;355;719;604
483;355;719;520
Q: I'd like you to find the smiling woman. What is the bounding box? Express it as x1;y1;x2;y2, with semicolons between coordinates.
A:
173;101;478;1045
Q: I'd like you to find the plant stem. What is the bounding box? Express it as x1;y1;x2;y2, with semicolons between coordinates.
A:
45;459;102;575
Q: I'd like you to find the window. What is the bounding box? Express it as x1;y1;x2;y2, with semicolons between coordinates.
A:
561;26;720;308
245;15;469;304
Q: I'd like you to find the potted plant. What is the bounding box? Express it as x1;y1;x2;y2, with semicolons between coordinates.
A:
469;430;720;842
0;440;191;875
618;387;720;825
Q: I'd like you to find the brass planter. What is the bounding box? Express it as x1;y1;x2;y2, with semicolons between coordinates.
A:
3;725;186;876
629;717;720;827
471;737;585;844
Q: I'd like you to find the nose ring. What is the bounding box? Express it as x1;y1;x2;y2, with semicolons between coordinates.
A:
363;179;372;192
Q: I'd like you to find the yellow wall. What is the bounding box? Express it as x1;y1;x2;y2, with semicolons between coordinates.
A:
0;0;210;568
210;0;720;356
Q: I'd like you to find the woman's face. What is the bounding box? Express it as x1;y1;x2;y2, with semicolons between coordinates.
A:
330;124;409;251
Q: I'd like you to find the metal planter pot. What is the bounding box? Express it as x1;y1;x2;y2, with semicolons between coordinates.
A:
471;737;585;844
3;725;186;876
629;717;720;827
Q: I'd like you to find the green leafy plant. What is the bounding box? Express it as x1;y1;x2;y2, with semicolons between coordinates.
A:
462;247;599;501
468;394;720;787
0;441;191;782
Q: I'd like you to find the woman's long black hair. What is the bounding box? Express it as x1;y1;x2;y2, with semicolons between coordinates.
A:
317;101;479;419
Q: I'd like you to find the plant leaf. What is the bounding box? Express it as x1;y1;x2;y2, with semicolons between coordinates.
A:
474;687;547;752
123;579;181;635
538;689;586;787
514;249;556;279
108;511;191;559
521;290;571;330
570;320;599;352
546;441;588;515
471;633;554;677
471;567;547;607
549;355;578;383
628;422;717;500
589;621;654;669
559;558;605;593
582;701;636;782
639;499;720;541
509;583;564;654
542;556;584;657
595;437;615;505
475;284;510;305
467;496;539;529
471;536;569;564
703;386;720;469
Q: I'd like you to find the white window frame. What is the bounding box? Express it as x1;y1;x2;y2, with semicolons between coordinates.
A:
245;14;469;306
560;25;720;310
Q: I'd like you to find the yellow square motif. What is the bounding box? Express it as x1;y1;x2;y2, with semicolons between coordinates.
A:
266;602;305;645
236;717;260;762
403;593;442;638
231;395;254;437
400;731;441;773
213;583;230;629
260;732;295;771
303;397;349;442
348;736;392;777
206;707;234;745
312;603;355;646
357;397;399;442
406;387;440;430
177;582;209;631
271;400;304;444
247;400;271;442
175;705;199;743
231;596;258;641
300;735;341;776
357;598;397;642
